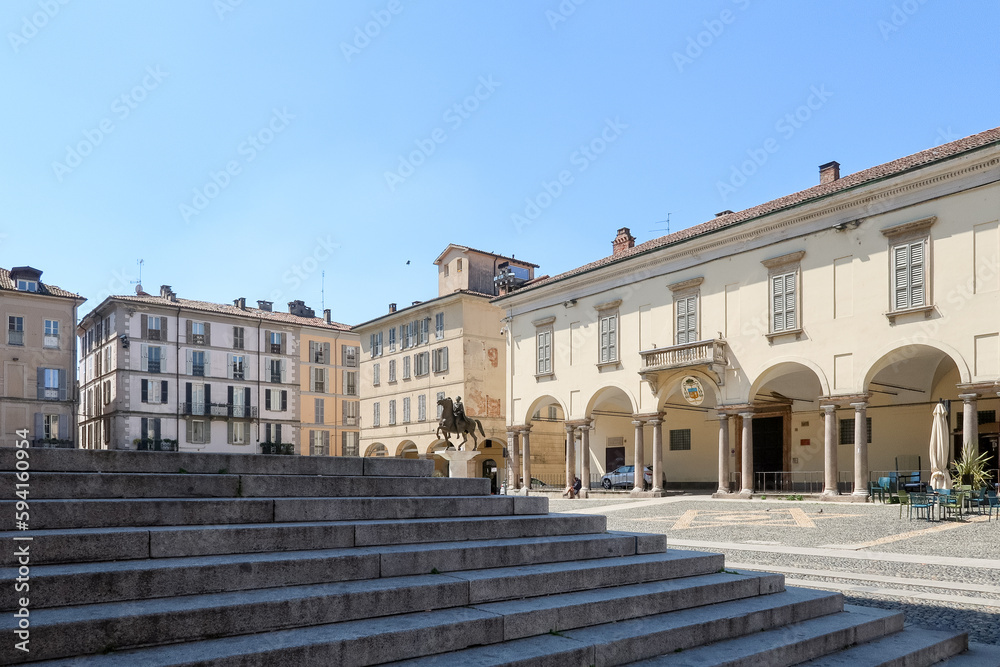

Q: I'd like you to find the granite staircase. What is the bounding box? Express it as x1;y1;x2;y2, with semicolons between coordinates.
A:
0;449;978;666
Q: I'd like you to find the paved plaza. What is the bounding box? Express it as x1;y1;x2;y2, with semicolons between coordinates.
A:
550;495;1000;645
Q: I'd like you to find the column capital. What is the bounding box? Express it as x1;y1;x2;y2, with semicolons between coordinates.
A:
564;423;576;433
631;419;645;427
958;393;979;402
850;401;868;411
738;411;754;420
822;404;837;414
646;417;663;426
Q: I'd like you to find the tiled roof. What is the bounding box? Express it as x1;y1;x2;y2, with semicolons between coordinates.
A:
0;267;81;300
434;244;540;268
351;289;496;330
500;125;1000;297
106;294;353;331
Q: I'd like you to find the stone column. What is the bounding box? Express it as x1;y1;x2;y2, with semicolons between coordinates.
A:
717;414;730;494
579;421;592;498
565;423;576;490
506;429;520;490
632;418;645;492
649;417;664;494
851;402;869;497
740;412;753;495
521;427;531;491
823;405;839;495
959;394;979;456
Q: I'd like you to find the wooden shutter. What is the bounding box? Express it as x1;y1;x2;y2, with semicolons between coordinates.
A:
280;333;287;354
203;351;211;376
280;360;287;383
323;343;330;364
228;385;234;408
186;319;193;343
140;345;149;372
784;273;796;330
204;323;211;346
909;242;924;306
772;275;785;331
281;390;287;411
309;341;316;360
34;413;43;440
227;421;234;444
58;369;67;401
162;317;168;340
161;381;168;403
141;315;148;339
36;368;44;400
185;419;193;443
676;296;696;344
140;417;148;440
153;419;161;440
141;379;148;403
244;387;251;411
59;414;69;441
226;354;233;379
265;390;272;411
185;349;193;375
185;382;192;410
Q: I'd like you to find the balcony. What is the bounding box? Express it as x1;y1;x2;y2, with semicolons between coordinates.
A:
31;438;74;448
260;442;295;455
44;334;59;348
8;331;24;346
135;438;178;452
181;402;258;418
639;338;727;386
147;329;162;341
190;333;206;345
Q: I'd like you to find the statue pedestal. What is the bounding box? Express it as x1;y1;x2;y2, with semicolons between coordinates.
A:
437;450;479;478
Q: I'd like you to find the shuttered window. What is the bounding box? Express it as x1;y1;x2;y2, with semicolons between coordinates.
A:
537;330;552;374
892;241;925;310
675;296;697;344
599;314;618;363
418;394;426;421
770;271;797;332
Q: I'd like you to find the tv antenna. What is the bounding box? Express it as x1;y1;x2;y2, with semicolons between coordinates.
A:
130;259;145;290
648;213;672;235
321;270;325;311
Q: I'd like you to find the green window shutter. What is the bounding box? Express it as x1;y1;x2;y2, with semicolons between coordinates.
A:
141;315;148;339
186;319;193;344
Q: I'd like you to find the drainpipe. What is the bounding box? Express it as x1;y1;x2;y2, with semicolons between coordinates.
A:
175;306;181;449
257;317;263;449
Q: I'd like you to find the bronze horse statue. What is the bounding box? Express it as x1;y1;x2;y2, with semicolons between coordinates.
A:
436;397;485;451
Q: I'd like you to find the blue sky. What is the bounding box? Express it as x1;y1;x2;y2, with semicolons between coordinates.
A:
2;0;998;326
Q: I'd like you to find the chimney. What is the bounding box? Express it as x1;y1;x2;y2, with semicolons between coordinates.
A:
715;210;734;217
389;303;396;313
819;161;840;185
323;308;331;324
159;285;177;301
612;227;636;257
233;297;246;310
412;301;421;306
257;300;272;312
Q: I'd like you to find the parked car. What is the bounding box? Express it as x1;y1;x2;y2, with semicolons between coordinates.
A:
601;465;658;490
530;477;553;489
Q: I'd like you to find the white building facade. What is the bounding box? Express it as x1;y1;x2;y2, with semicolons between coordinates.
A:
497;127;1000;496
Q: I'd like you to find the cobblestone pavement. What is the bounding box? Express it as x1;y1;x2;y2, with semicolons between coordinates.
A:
549;494;1000;645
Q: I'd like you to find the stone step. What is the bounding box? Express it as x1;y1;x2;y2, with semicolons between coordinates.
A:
0;494;546;531
932;642;1000;666
9;570;786;665
620;603;905;666
0;535;672;610
387;587;844;666
2;447;432;477
793;624;968;666
0;471;491;499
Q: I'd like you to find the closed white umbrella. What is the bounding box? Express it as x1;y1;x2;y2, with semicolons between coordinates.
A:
929;402;951;490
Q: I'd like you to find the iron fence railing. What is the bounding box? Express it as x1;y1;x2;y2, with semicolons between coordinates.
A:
728;470;854;494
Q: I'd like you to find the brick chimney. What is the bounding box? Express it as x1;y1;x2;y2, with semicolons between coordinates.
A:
323;309;332;324
389;303;396;313
819;161;840;185
257;300;272;312
612;227;636;257
159;285;177;302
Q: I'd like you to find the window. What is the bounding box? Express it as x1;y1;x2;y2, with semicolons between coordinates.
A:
344;371;357;396
315;398;325;424
103;345;112;373
419;318;429;344
229;421;248;445
144;345;163;374
418;394;426;421
405;322;415;349
537;329;552;375
388;399;396;425
432;347;449;373
388;328;396;352
388;359;396;382
141;417;161;442
403;356;411;379
189;419;208;444
435;313;445;339
372;363;380;387
191;321;206;345
312;366;328;392
675;295;697;344
40;368;63;400
369;331;383;357
8;316;23;346
310;341;330;364
190;383;206;415
232;386;249;417
344;345;359;366
141;379;168;404
599;313;618;363
342;431;359;456
269;331;283;354
414;352;430;376
373;402;381;427
310;430;330;456
269;358;283;383
191;350;206;377
230;354;246;380
443;264;450;277
16;279;37;292
839;417;873;445
146;316;163;341
44;320;59;348
548;406;558;420
343;400;359;426
43;414;60;440
891;241;925;310
669;429;692;451
770;272;797;333
102;379;111;405
436;391;445;418
402;397;411;423
233;326;244;350
265;388;288;412
457;259;463;272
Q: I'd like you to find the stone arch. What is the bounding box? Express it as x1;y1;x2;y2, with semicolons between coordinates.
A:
522;394;568;425
364;443;388;457
747;357;831;401
655;368;723;412
583;383;638;418
425;439;452;455
395;440;419;458
861;340;972;390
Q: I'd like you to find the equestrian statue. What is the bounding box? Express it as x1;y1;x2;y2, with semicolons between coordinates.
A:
436;396;485;451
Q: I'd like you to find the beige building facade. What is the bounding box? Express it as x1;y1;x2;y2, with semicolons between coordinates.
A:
1;267;85;448
497;127;1000;496
356;246;537;488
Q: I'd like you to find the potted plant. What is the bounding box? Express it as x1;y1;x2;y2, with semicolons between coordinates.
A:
951;441;991;489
